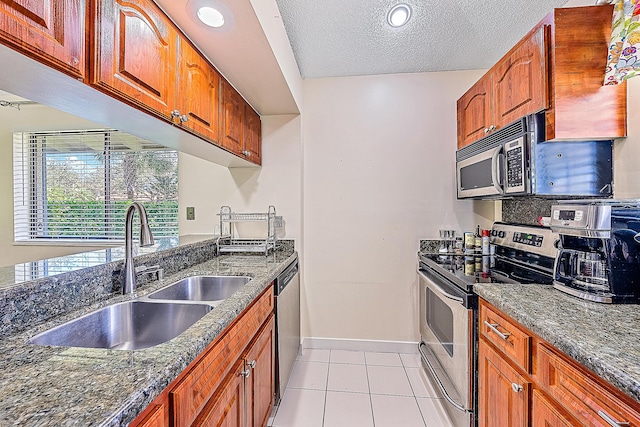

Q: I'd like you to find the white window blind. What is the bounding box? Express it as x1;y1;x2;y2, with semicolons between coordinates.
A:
13;129;178;243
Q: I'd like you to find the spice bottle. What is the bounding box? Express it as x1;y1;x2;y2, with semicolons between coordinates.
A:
474;226;482;255
482;229;490;255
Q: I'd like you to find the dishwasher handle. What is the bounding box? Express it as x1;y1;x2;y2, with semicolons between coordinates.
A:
276;260;299;295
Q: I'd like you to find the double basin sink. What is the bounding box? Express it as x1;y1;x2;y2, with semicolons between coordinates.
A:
29;275;251;351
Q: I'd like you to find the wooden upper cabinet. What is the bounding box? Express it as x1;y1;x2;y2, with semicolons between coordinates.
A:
544;5;626;141
493;25;548;128
93;0;177;119
0;0;85;78
244;105;262;165
457;25;547;149
457;77;493;149
177;37;220;143
456;5;626;149
222;80;245;154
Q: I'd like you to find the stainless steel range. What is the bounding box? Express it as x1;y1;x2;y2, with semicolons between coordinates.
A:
418;223;558;427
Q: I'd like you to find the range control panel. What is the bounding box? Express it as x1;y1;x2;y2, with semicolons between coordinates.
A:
490;223;558;259
512;232;543;247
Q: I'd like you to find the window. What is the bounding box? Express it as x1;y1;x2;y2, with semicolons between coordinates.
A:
13;129;178;243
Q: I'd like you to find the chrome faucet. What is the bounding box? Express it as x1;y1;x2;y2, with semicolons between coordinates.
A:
122;202;155;294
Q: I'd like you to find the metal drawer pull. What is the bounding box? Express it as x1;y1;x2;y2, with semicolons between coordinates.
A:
597;410;630;426
240;369;250;378
511;383;523;393
248;360;256;369
483;320;511;340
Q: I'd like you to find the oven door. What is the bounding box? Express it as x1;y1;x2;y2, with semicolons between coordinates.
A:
418;266;474;426
457;145;504;199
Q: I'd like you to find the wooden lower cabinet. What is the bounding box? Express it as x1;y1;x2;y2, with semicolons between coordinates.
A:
245;316;275;427
478;299;640;427
194;360;246;427
130;287;275;427
531;390;576;427
478;339;530;427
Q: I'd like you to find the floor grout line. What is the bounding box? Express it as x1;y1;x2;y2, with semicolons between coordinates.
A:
279;350;451;427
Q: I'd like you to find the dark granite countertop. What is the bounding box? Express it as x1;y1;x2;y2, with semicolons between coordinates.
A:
0;249;296;426
474;283;640;404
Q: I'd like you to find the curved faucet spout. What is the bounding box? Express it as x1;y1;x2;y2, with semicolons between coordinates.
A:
123;202;155;295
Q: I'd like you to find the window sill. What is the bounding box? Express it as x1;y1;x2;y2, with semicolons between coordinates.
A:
13;240;124;247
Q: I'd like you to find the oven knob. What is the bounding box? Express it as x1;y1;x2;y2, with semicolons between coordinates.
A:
491;230;498;237
498;231;506;238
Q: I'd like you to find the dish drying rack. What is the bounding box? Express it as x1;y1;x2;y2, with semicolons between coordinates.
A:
216;205;279;255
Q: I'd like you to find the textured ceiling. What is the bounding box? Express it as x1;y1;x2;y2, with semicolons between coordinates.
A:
275;0;571;79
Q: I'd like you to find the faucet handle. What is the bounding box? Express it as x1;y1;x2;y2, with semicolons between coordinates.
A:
135;265;164;280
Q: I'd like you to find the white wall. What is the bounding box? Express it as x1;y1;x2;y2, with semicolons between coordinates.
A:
613;77;640;198
178;115;303;246
0;104;111;267
301;71;491;342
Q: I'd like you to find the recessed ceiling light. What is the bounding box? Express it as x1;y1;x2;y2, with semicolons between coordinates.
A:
197;6;225;28
187;0;234;31
387;4;412;28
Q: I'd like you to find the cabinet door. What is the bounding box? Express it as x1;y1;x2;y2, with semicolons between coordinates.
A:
129;392;169;427
0;0;85;78
177;37;221;143
93;0;177;118
457;77;493;149
478;340;529;427
244;104;262;165
193;361;245;427
493;25;548;128
245;315;275;427
221;81;244;155
532;389;575;427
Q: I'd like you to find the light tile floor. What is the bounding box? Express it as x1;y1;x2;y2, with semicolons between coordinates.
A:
269;349;454;427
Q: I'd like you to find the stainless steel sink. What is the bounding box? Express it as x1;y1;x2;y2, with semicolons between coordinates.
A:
148;276;250;302
29;301;212;350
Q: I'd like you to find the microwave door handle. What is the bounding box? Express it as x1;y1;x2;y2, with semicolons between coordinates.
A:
491;147;505;194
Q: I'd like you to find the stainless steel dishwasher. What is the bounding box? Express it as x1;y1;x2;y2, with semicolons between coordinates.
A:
274;257;300;405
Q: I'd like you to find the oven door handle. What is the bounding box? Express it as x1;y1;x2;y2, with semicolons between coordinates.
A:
417;270;464;304
418;342;469;413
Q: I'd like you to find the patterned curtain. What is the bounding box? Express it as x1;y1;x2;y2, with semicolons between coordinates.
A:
604;0;640;85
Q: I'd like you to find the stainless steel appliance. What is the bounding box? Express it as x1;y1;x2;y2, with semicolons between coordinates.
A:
274;257;300;405
418;223;558;427
456;113;613;199
551;200;640;303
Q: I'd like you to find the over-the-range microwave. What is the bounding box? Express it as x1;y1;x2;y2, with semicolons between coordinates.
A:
456;114;614;199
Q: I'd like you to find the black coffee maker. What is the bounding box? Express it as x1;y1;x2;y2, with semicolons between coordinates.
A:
550;200;640;303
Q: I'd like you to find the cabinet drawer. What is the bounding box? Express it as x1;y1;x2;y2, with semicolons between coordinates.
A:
171;288;273;427
479;301;532;372
537;343;640;427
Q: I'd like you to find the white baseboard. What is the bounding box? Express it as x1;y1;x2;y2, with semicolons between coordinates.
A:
302;337;419;354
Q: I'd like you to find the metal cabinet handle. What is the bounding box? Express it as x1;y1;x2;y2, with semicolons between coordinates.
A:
171;110;181;119
248;360;256;369
511;383;523;393
180;114;188;123
489;125;496;131
239;369;250;378
597;410;630;426
483;320;511;340
484;127;490;133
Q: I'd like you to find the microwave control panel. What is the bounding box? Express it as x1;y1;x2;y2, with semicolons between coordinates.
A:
504;136;526;193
